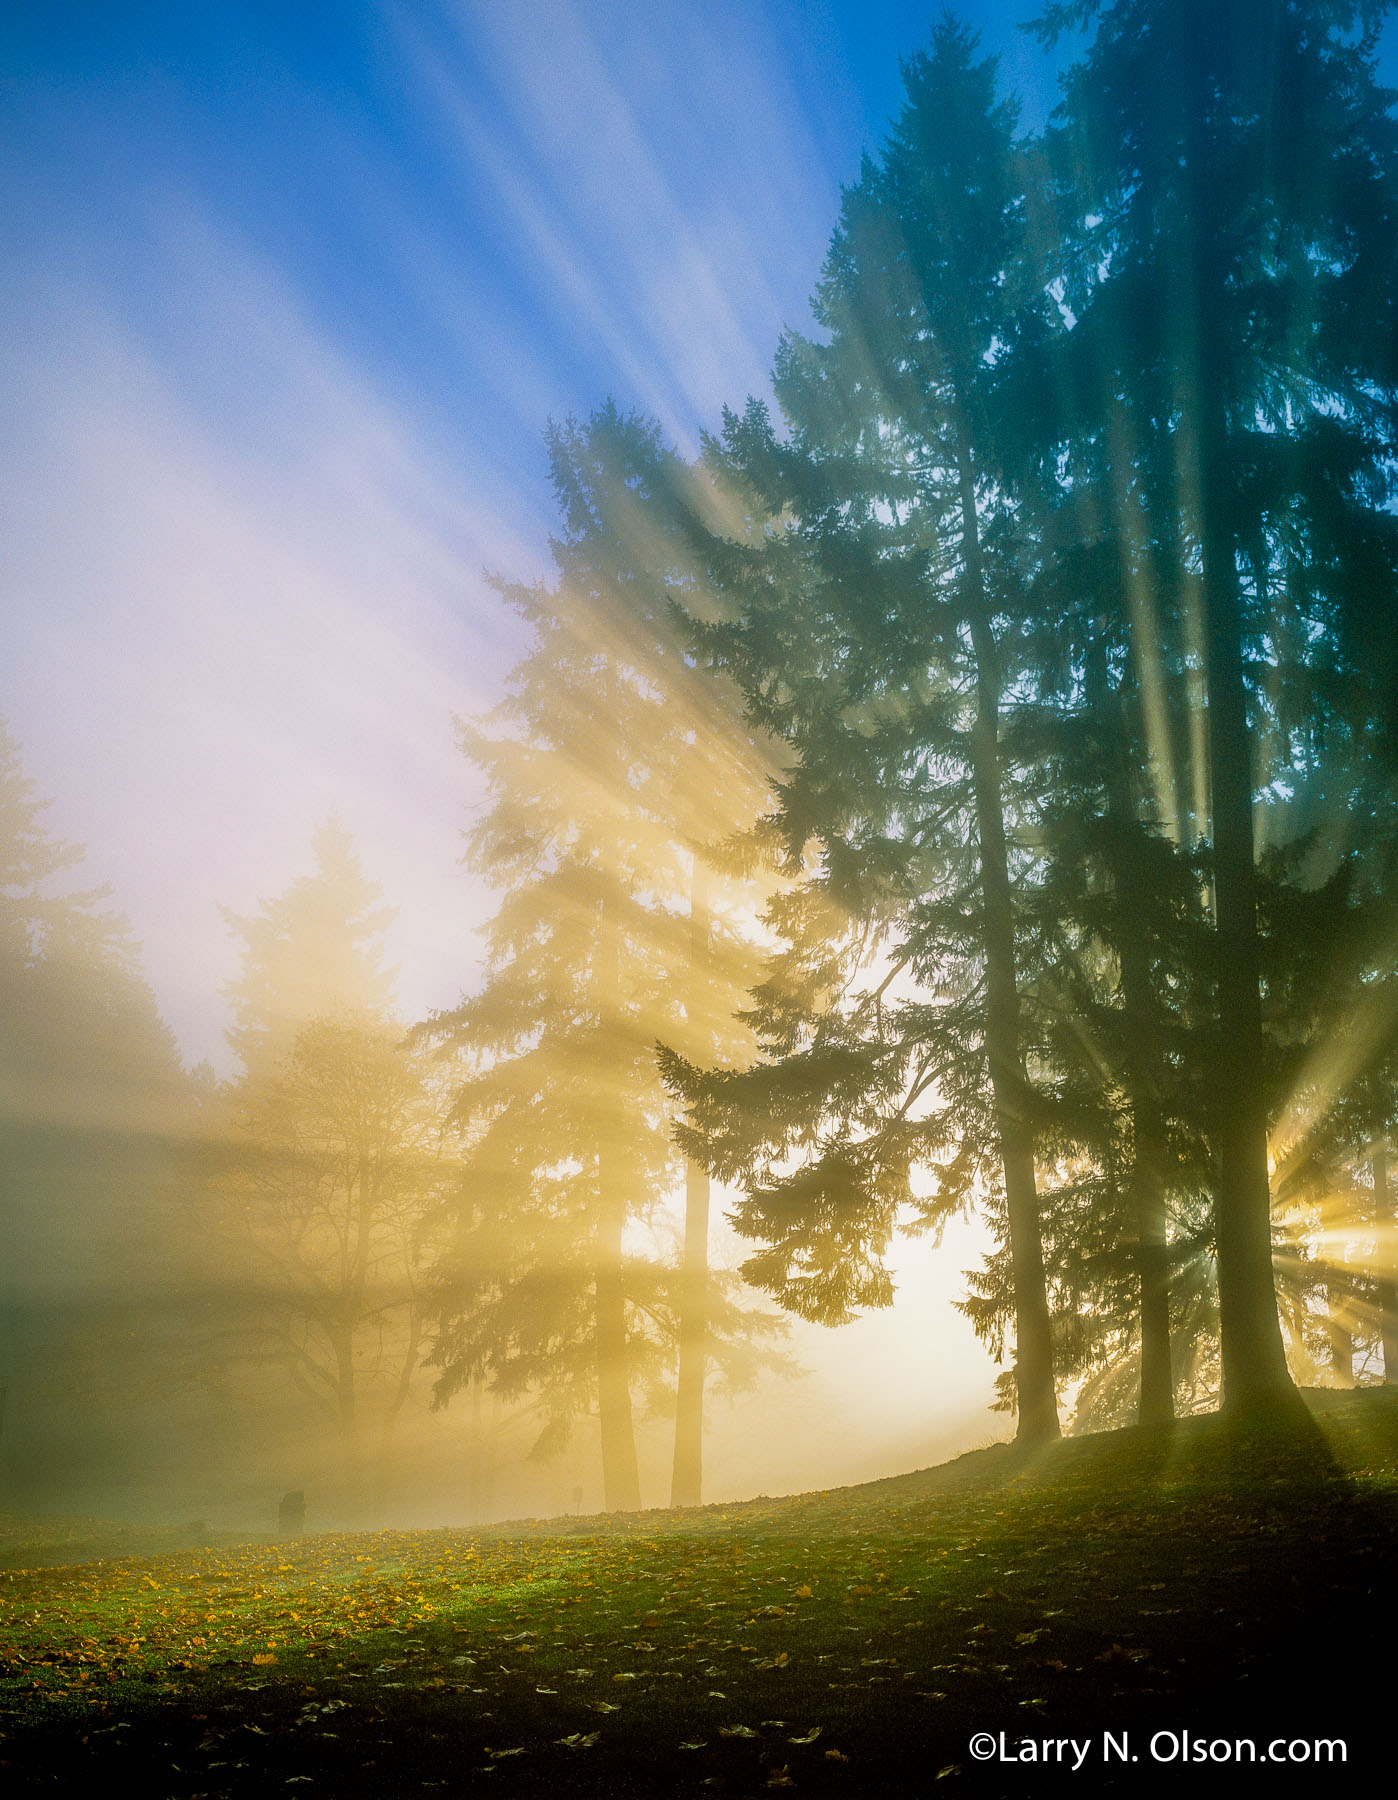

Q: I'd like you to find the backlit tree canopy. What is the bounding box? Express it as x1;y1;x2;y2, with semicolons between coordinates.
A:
663;1;1398;1435
422;407;785;1511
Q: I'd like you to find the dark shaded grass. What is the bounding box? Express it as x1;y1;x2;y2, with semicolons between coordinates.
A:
2;1389;1394;1795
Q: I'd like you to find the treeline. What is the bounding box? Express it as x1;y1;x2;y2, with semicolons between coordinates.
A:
0;726;200;1516
461;0;1398;1455
0;771;452;1524
0;745;787;1526
3;0;1398;1523
656;0;1398;1441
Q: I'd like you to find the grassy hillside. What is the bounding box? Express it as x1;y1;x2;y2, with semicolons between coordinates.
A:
2;1390;1394;1794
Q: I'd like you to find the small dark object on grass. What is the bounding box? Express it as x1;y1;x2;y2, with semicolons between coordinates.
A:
278;1490;306;1536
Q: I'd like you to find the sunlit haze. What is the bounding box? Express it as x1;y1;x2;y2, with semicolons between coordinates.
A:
4;0;1397;1534
5;8;1397;1789
0;0;1083;1521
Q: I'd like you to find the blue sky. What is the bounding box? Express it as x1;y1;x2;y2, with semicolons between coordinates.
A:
0;0;1073;1065
0;0;1068;472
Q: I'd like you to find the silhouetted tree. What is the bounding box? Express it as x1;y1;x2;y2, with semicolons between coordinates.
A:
665;21;1065;1443
1372;1145;1398;1382
1036;0;1398;1414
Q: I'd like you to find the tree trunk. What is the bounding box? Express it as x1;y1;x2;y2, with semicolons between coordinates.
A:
1324;1275;1354;1388
595;1150;642;1511
482;1388;501;1523
371;1306;424;1521
328;1319;365;1520
1196;393;1297;1417
1131;1103;1174;1424
594;888;643;1512
671;867;712;1509
670;1157;709;1508
467;1375;485;1524
958;454;1059;1445
1115;852;1174;1426
1373;1146;1398;1385
1091;637;1174;1425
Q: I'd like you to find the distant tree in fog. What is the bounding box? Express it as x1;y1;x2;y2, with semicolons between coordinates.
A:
0;718;196;1512
206;825;459;1518
422;407;786;1512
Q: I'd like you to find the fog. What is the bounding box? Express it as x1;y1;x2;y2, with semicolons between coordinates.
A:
4;0;1396;1538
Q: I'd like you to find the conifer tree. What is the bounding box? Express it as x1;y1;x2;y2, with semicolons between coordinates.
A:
1036;0;1398;1414
989;400;1221;1425
424;407;781;1511
211;825;450;1517
222;818;396;1078
665;21;1065;1443
0;720;196;1509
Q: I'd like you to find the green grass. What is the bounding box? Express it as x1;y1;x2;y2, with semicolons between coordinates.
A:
2;1389;1395;1794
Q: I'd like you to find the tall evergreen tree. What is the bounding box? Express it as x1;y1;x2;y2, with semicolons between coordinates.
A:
209;826;451;1518
424;407;781;1511
666;21;1065;1443
0;720;197;1510
1036;0;1398;1413
993;374;1222;1426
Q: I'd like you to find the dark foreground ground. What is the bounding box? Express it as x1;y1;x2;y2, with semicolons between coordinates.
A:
2;1389;1394;1796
